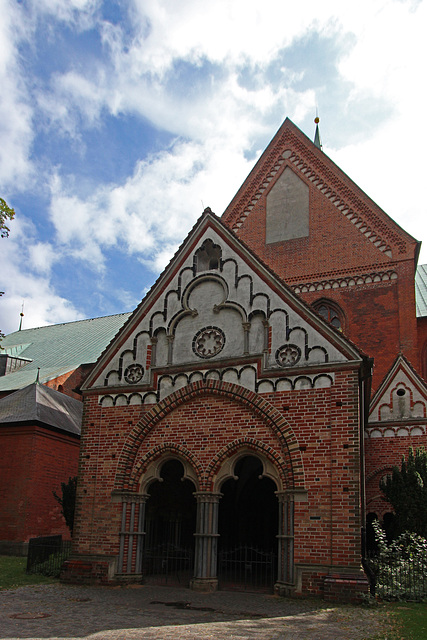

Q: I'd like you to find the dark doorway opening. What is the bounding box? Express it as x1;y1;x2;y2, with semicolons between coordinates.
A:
218;455;278;591
143;459;196;586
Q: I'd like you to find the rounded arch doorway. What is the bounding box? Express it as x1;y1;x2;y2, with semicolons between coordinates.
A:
218;454;278;591
143;458;197;586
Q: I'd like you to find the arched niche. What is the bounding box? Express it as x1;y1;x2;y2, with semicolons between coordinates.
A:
138;454;199;494
213;448;282;493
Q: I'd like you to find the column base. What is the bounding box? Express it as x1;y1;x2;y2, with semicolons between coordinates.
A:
60;554;117;585
190;577;218;592
274;581;295;597
323;571;370;603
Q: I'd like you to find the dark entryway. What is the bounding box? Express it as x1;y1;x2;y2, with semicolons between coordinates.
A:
143;459;196;586
218;455;278;591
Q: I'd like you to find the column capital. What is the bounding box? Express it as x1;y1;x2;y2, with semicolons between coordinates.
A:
111;491;150;504
275;489;308;503
193;491;222;504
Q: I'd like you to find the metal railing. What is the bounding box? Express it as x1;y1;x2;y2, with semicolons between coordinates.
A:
26;535;72;577
219;546;276;592
365;552;427;600
142;543;194;586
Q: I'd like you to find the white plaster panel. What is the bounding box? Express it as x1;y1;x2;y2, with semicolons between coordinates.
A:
266;167;309;243
294;377;312;390
314;375;332;389
159;376;174;401
258;380;274;393
154;330;168;368
222;369;240;384
370;367;427;423
93;226;351;388
276;379;293;391
249;314;265;354
239;366;256;391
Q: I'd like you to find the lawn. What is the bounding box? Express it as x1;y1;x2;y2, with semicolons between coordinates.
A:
390;602;427;640
0;555;57;590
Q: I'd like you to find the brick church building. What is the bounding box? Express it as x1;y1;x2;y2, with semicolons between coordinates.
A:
62;118;427;600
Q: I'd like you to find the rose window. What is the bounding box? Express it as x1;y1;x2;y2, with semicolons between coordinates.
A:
124;363;144;384
276;344;301;367
193;326;226;359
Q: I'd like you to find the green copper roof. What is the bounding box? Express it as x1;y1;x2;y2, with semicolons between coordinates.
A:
416;265;427;317
0;313;131;392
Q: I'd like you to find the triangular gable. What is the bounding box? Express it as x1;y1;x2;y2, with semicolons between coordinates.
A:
368;354;427;425
222;118;419;267
83;210;364;406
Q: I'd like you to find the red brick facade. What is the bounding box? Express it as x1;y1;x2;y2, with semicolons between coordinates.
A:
63;119;426;601
0;425;79;547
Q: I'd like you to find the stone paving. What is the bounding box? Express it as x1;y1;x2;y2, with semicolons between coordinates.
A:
0;583;391;640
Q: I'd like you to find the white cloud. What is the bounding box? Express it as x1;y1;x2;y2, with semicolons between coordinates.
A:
0;216;84;334
3;0;427;331
0;0;34;187
48;137;253;272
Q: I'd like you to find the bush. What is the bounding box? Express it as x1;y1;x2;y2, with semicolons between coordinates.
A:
369;522;427;600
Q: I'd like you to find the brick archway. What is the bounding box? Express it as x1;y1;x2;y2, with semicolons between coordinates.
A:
114;379;305;493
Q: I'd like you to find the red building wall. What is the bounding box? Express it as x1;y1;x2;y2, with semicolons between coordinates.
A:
70;369;364;597
0;425;80;544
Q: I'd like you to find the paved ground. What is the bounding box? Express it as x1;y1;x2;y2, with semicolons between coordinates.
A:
0;583;392;640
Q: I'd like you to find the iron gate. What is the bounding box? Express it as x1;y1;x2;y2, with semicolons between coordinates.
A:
142;543;194;586
218;546;276;592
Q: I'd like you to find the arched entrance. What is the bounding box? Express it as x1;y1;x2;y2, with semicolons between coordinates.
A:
218;455;278;591
143;459;196;586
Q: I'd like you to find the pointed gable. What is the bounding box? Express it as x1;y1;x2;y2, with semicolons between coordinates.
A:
83;210;364;407
222;118;419;285
368;354;427;429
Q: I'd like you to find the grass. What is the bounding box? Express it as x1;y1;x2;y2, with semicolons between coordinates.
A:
364;602;427;640
0;555;58;590
389;602;427;640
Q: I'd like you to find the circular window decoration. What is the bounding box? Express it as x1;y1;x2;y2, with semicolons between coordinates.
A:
276;344;301;367
124;363;144;384
193;326;226;359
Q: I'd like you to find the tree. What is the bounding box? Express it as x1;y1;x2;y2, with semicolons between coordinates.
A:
53;476;77;536
0;197;15;238
380;447;427;538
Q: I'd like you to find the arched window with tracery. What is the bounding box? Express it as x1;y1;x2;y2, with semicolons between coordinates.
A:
194;239;222;272
312;299;345;332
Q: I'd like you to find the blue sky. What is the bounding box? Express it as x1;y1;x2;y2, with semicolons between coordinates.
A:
1;0;426;334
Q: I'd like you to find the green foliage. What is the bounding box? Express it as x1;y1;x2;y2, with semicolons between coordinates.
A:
380;447;427;537
369;521;427;600
53;476;77;536
0;197;15;238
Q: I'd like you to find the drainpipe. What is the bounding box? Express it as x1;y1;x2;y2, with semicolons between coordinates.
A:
360;357;374;593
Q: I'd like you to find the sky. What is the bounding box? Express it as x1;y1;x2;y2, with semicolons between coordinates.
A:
1;0;426;335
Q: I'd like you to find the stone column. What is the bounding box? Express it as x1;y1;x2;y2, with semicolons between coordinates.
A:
150;336;158;367
117;492;149;576
242;322;251;355
166;334;174;365
190;492;221;592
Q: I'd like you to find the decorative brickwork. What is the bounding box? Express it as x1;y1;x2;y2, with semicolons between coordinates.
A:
63;118;425;602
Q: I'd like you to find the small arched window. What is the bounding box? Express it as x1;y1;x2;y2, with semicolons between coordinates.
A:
313;299;344;331
194;239;222;273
